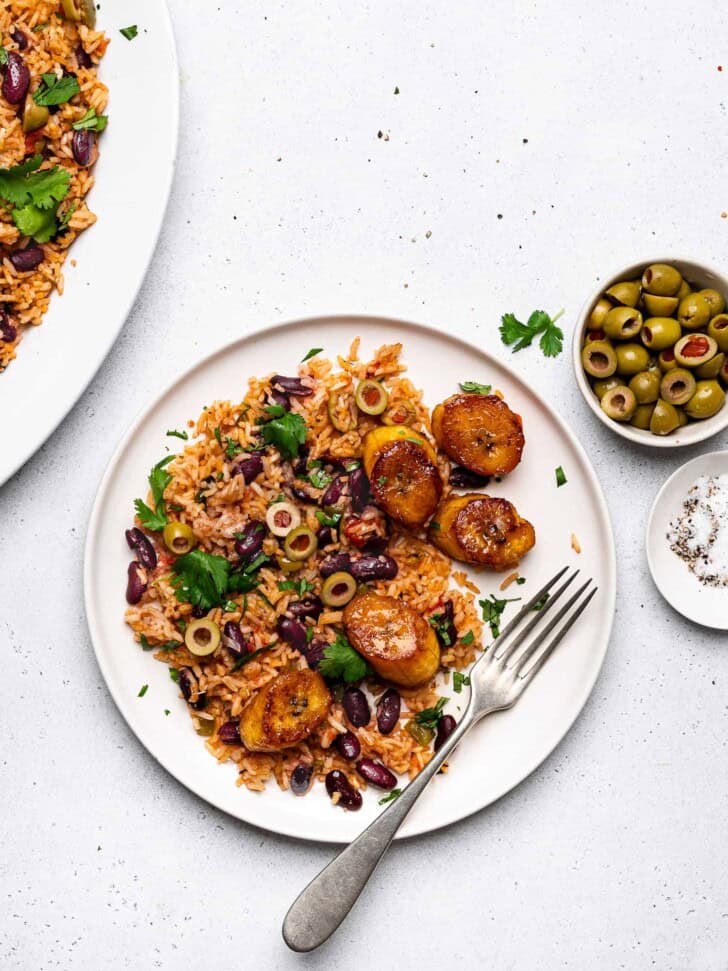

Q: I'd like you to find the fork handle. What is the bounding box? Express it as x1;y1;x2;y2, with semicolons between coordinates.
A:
282;701;478;952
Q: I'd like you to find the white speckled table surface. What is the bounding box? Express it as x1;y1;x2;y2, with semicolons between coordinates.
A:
2;1;727;968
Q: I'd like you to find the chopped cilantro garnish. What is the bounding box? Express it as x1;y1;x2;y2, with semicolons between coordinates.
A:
278;577;315;597
555;465;567;487
228;552;268;594
231;640;277;672
479;594;521;639
377;475;387;486
429;611;453;646
134;455;174;531
58;202;77;231
429;521;441;531
120;25;138;40
33;72;80;106
318;632;371;683
171;549;230;611
0;155;71;243
533;593;550;611
315;509;342;528
261;409;307;461
301;347;323;362
307;464;333;489
452;672;471;693
138;684;148;697
0;48;7;67
225;437;243;458
169;668;179;682
379;788;402;805
72;108;108;132
414;697;447;731
500;309;565;358
164;709;170;716
460;381;492;394
31;22;48;32
516;577;526;585
166;429;188;440
460;630;474;646
139;634;181;653
213;426;223;447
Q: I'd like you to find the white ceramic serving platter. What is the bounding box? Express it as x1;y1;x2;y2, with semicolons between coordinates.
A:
646;450;728;629
0;1;179;486
85;316;616;843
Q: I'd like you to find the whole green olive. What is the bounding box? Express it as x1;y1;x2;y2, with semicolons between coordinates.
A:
628;370;660;404
650;399;680;436
685;380;726;420
615;343;650;376
605;280;641;308
720;358;728;386
659;368;696;406
658;348;678;372
603;306;643;341
676;407;688;428
592;376;622;400
601;386;636;422
642;263;682;297
677;279;692;299
696;352;725;379
699;288;726;316
582;340;617;378
630;403;655;430
642;293;678;317
641;316;681;351
588;297;612;330
707;314;728;352
677;292;712;330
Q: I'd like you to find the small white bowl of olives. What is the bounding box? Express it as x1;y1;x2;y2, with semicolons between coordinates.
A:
573;257;728;447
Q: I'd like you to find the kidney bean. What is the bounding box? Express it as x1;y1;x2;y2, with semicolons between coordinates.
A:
0;312;17;343
317;525;334;547
348;467;370;514
72;129;95;166
335;731;361;761
321;475;344;508
288;596;323;621
219;720;241;744
191;605;206;619
319;552;351;578
325;770;362;811
178;667;207;710
450;466;491;489
268;388;290;410
350;554;398;583
232;454;263;484
10;246;43;272
357;758;398;790
291;763;314;796
125;561;146;604
362;536;388;555
434;714;457;752
233;521;265;559
276;616;307;653
272;375;313;397
431;600;457;647
376;689;401;735
125;527;157;570
343;687;370;728
11;28;27;51
289;482;314;503
221;621;249;656
304;637;328;671
2;51;30;104
75;44;92;68
292;447;309;477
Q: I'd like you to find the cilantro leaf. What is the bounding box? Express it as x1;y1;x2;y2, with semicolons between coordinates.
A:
0;156;70;210
225;437;243;458
555;465;567;487
307;464;333;489
378;788;402;805
171;549;230;611
166;429;188;440
133;456;174;531
12;204;57;243
261;410;307;461
301;347;323;362
533;593;550;611
139;634;182;652
138;684;148;697
460;381;492;395
72;108;108;132
452;672;471;693
499;308;565;358
120;25;138;40
33;73;80;107
227;552;268;594
318;632;371;683
231;640;277;672
0;48;7;67
460;630;474;645
58;202;77;230
479;594;521;639
414;697;447;731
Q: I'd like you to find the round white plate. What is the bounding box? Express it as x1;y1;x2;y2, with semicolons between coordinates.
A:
84;316;616;843
646;450;728;629
0;1;179;486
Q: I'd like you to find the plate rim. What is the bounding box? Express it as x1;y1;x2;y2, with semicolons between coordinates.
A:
645;448;728;630
84;314;617;842
0;0;180;487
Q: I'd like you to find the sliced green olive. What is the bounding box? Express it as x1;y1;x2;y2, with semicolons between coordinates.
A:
592;376;621;400
581;341;617;378
185;619;221;657
355;379;389;416
674;334;718;368
603;306;643;341
163;521;196;555
588;297;612;330
23;100;49;134
265;500;301;537
628;370;660;404
277;556;305;573
283;525;318;561
405;719;433;746
659;368;696;406
605;280;641;308
677;292;712;331
699;288;726;317
615;343;650;376
321;571;357;607
650;399;680;436
720;359;728;386
642;293;679;317
696;352;725;379
600;386;636;421
658;348;678;373
641;317;681;352
642;263;682;297
327;392;358;432
685;380;726;420
707;314;728;352
630;403;655;430
61;0;96;26
194;714;217;737
382;399;417;426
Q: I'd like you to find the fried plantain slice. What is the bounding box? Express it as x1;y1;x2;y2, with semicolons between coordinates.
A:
239;669;331;752
432;394;524;477
429;493;535;570
363;426;443;529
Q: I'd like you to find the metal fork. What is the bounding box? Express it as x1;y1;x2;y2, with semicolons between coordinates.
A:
282;566;596;952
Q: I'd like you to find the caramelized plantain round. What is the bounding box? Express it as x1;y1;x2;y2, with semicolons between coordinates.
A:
239;669;331;752
363;426;442;529
343;590;441;687
431;394;524;477
429;493;535;570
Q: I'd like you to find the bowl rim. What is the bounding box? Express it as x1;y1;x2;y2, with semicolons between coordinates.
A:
572;255;728;448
